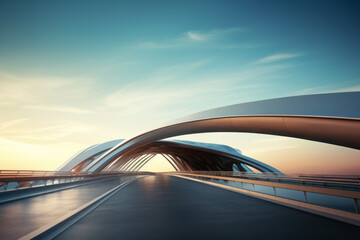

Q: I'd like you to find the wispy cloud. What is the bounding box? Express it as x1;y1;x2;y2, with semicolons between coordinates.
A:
104;85;202;113
104;81;262;117
0;118;28;130
245;136;297;154
136;27;243;49
186;32;209;41
0;136;43;151
333;85;360;92
101;56;296;118
4;123;94;144
255;53;301;64
0;71;92;106
184;27;242;42
294;82;360;95
24;105;94;114
148;59;211;82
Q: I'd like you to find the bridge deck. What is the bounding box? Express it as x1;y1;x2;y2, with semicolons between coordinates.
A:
1;175;359;239
55;175;359;240
0;176;131;239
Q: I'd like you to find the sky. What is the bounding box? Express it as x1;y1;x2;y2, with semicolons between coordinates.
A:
0;0;359;174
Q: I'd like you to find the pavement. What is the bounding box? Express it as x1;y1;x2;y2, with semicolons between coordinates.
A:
0;176;133;239
53;175;360;240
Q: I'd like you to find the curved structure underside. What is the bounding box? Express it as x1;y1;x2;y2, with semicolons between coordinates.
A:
59;139;280;173
59;92;360;173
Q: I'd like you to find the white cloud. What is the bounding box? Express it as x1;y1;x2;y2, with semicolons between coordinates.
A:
184;27;242;42
136;27;243;49
186;32;209;41
255;53;301;64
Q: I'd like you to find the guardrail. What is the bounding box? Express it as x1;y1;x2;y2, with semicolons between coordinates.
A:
0;170;153;191
167;171;360;191
169;171;360;215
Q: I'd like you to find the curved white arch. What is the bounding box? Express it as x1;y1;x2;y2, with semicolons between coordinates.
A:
58;139;124;171
60;139;280;173
84;92;360;172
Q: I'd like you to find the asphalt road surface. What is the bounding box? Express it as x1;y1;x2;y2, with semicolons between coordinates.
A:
0;176;133;239
54;175;360;240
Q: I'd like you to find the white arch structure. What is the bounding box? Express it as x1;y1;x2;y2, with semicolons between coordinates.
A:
60;92;360;173
60;139;280;173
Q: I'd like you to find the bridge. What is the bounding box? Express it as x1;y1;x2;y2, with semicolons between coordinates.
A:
0;171;359;239
1;92;359;239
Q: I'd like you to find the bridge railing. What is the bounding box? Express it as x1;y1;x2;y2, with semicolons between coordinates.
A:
168;171;360;190
0;170;153;191
169;171;360;215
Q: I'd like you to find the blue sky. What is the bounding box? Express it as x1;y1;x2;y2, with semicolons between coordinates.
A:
0;1;359;172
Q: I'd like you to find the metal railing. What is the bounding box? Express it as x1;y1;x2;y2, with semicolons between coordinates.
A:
0;170;153;192
167;171;360;190
170;171;360;215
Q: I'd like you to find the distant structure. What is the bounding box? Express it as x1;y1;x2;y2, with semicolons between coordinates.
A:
59;92;360;173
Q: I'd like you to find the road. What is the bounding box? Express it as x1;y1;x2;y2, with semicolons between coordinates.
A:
1;175;359;239
0;176;134;239
54;175;360;240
